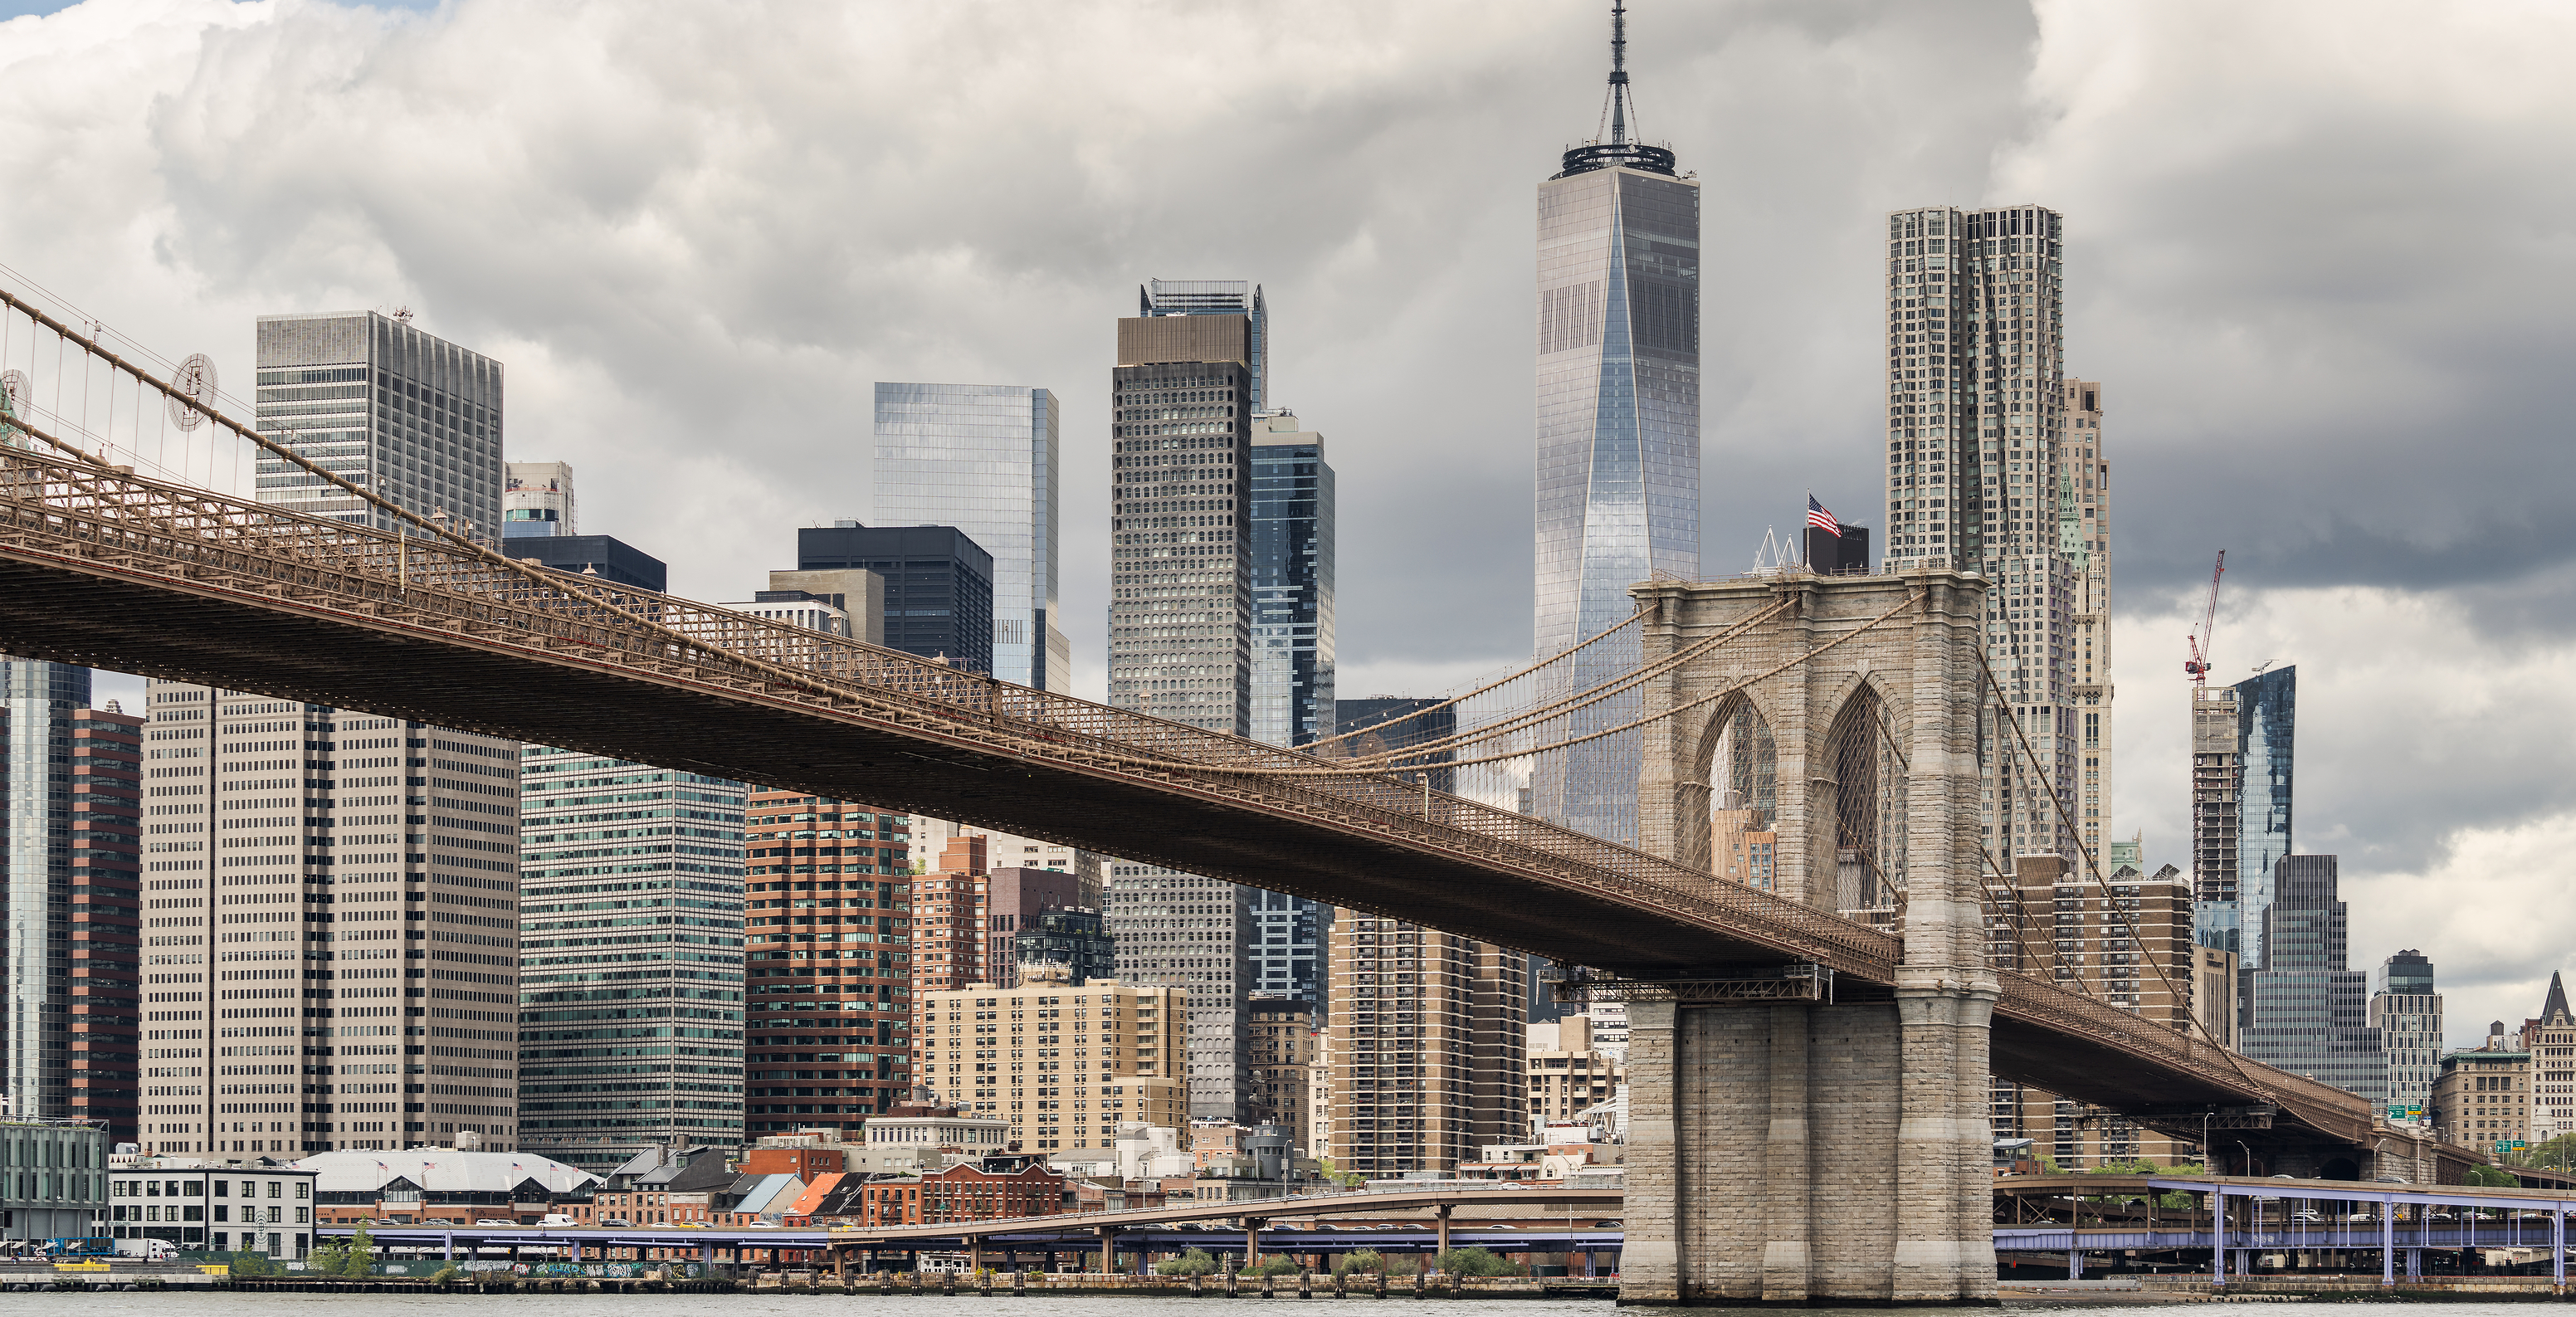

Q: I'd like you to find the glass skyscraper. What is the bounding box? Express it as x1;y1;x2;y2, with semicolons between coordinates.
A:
1530;14;1698;846
3;656;90;1124
1249;415;1334;748
2236;666;2295;963
871;383;1067;691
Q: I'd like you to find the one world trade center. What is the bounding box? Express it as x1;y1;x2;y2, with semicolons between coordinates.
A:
1530;2;1700;845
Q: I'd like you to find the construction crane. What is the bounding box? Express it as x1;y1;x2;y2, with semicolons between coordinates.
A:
2183;550;2227;685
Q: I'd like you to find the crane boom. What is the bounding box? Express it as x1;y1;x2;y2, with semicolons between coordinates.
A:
2183;549;2227;685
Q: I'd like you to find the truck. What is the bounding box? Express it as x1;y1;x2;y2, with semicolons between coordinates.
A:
115;1238;180;1262
48;1239;118;1258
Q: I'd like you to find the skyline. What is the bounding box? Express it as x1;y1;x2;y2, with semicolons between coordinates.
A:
5;0;2572;1041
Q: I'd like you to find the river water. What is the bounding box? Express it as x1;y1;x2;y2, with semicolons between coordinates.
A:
15;1295;2542;1317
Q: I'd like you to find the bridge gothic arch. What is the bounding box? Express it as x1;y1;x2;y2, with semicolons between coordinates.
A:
1622;568;1996;1305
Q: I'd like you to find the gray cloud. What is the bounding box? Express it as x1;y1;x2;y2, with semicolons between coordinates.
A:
12;0;2576;1041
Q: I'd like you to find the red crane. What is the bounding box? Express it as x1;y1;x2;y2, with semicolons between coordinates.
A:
2183;550;2227;685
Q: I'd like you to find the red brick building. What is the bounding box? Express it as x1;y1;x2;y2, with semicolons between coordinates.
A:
912;837;988;992
744;791;916;1134
71;702;143;1144
821;1154;1064;1226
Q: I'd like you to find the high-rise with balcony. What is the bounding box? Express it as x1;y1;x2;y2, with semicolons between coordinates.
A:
741;789;916;1137
1881;205;2112;872
871;383;1067;691
1325;911;1526;1176
1532;6;1698;846
254;311;504;541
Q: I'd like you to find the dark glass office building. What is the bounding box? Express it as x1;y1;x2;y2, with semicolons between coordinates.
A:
798;523;995;674
1014;908;1117;987
505;534;669;592
2241;854;2383;1101
1250;419;1334;748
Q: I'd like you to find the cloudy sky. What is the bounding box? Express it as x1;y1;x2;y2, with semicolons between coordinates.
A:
4;0;2570;1045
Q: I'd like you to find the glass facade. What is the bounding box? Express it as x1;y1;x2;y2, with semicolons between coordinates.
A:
1249;419;1334;748
515;749;746;1174
1533;163;1699;846
2236;666;2296;963
3;656;90;1124
871;383;1066;690
253;311;505;542
797;524;996;675
2240;854;2383;1100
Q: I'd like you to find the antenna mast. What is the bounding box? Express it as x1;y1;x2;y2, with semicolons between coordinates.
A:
1608;2;1630;145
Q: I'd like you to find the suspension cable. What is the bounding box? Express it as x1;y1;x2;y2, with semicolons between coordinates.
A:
1303;608;1649;754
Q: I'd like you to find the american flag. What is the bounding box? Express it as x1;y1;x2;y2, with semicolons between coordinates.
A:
1808;495;1840;536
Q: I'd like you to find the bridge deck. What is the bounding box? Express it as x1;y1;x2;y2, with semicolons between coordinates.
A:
0;454;2371;1144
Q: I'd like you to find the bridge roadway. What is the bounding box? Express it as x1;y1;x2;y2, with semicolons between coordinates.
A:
0;452;2368;1149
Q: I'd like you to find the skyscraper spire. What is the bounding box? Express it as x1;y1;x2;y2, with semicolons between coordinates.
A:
1554;1;1675;178
1606;2;1632;145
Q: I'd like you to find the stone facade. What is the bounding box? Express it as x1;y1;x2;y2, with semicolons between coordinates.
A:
1622;568;1995;1304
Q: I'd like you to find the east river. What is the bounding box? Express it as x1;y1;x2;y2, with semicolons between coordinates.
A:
4;1295;2541;1317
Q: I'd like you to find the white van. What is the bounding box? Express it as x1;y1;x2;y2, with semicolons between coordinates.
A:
536;1215;581;1227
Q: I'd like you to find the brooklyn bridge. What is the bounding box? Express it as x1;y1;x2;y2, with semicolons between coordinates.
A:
0;292;2445;1303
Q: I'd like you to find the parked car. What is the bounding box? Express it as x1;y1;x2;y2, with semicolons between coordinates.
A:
598;1217;633;1228
474;1219;519;1227
2290;1210;2325;1223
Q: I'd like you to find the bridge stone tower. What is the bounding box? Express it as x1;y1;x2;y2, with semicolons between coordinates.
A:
1618;568;1994;1304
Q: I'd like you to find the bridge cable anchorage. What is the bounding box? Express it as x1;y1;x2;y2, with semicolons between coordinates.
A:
1189;590;1924;778
1299;596;1796;770
0;283;886;713
1977;646;2281;1115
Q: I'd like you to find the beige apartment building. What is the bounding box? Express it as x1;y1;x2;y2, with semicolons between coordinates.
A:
1324;910;1525;1178
1985;852;2197;1167
1527;1014;1627;1133
914;964;1188;1151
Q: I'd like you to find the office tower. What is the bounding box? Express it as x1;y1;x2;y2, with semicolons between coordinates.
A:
1983;850;2198;1166
1139;279;1268;413
741;788;916;1135
1330;697;1458;793
759;568;886;646
726;590;854;637
1109;313;1255;734
872;383;1068;691
2;658;89;1125
2239;855;2383;1100
1103;861;1251;1120
2523;974;2574;1141
505;534;671;593
2371;950;2442;1120
1805;520;1871;575
253;310;503;539
1013;907;1116;988
1882;207;2105;873
139;680;521;1156
1243;417;1339;1014
915;968;1188;1152
517;750;745;1173
1532;7;1699;847
2234;666;2296;962
1248;414;1335;748
983;866;1087;990
502;461;575;538
1325;910;1527;1176
2192;666;2295;962
797;524;994;673
69;701;143;1143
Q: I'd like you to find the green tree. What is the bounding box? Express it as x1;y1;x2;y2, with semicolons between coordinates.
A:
1154;1249;1219;1276
1331;1250;1387;1277
1239;1256;1300;1277
1432;1247;1523;1278
227;1252;277;1279
306;1237;345;1276
337;1222;378;1278
2466;1164;2519;1188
